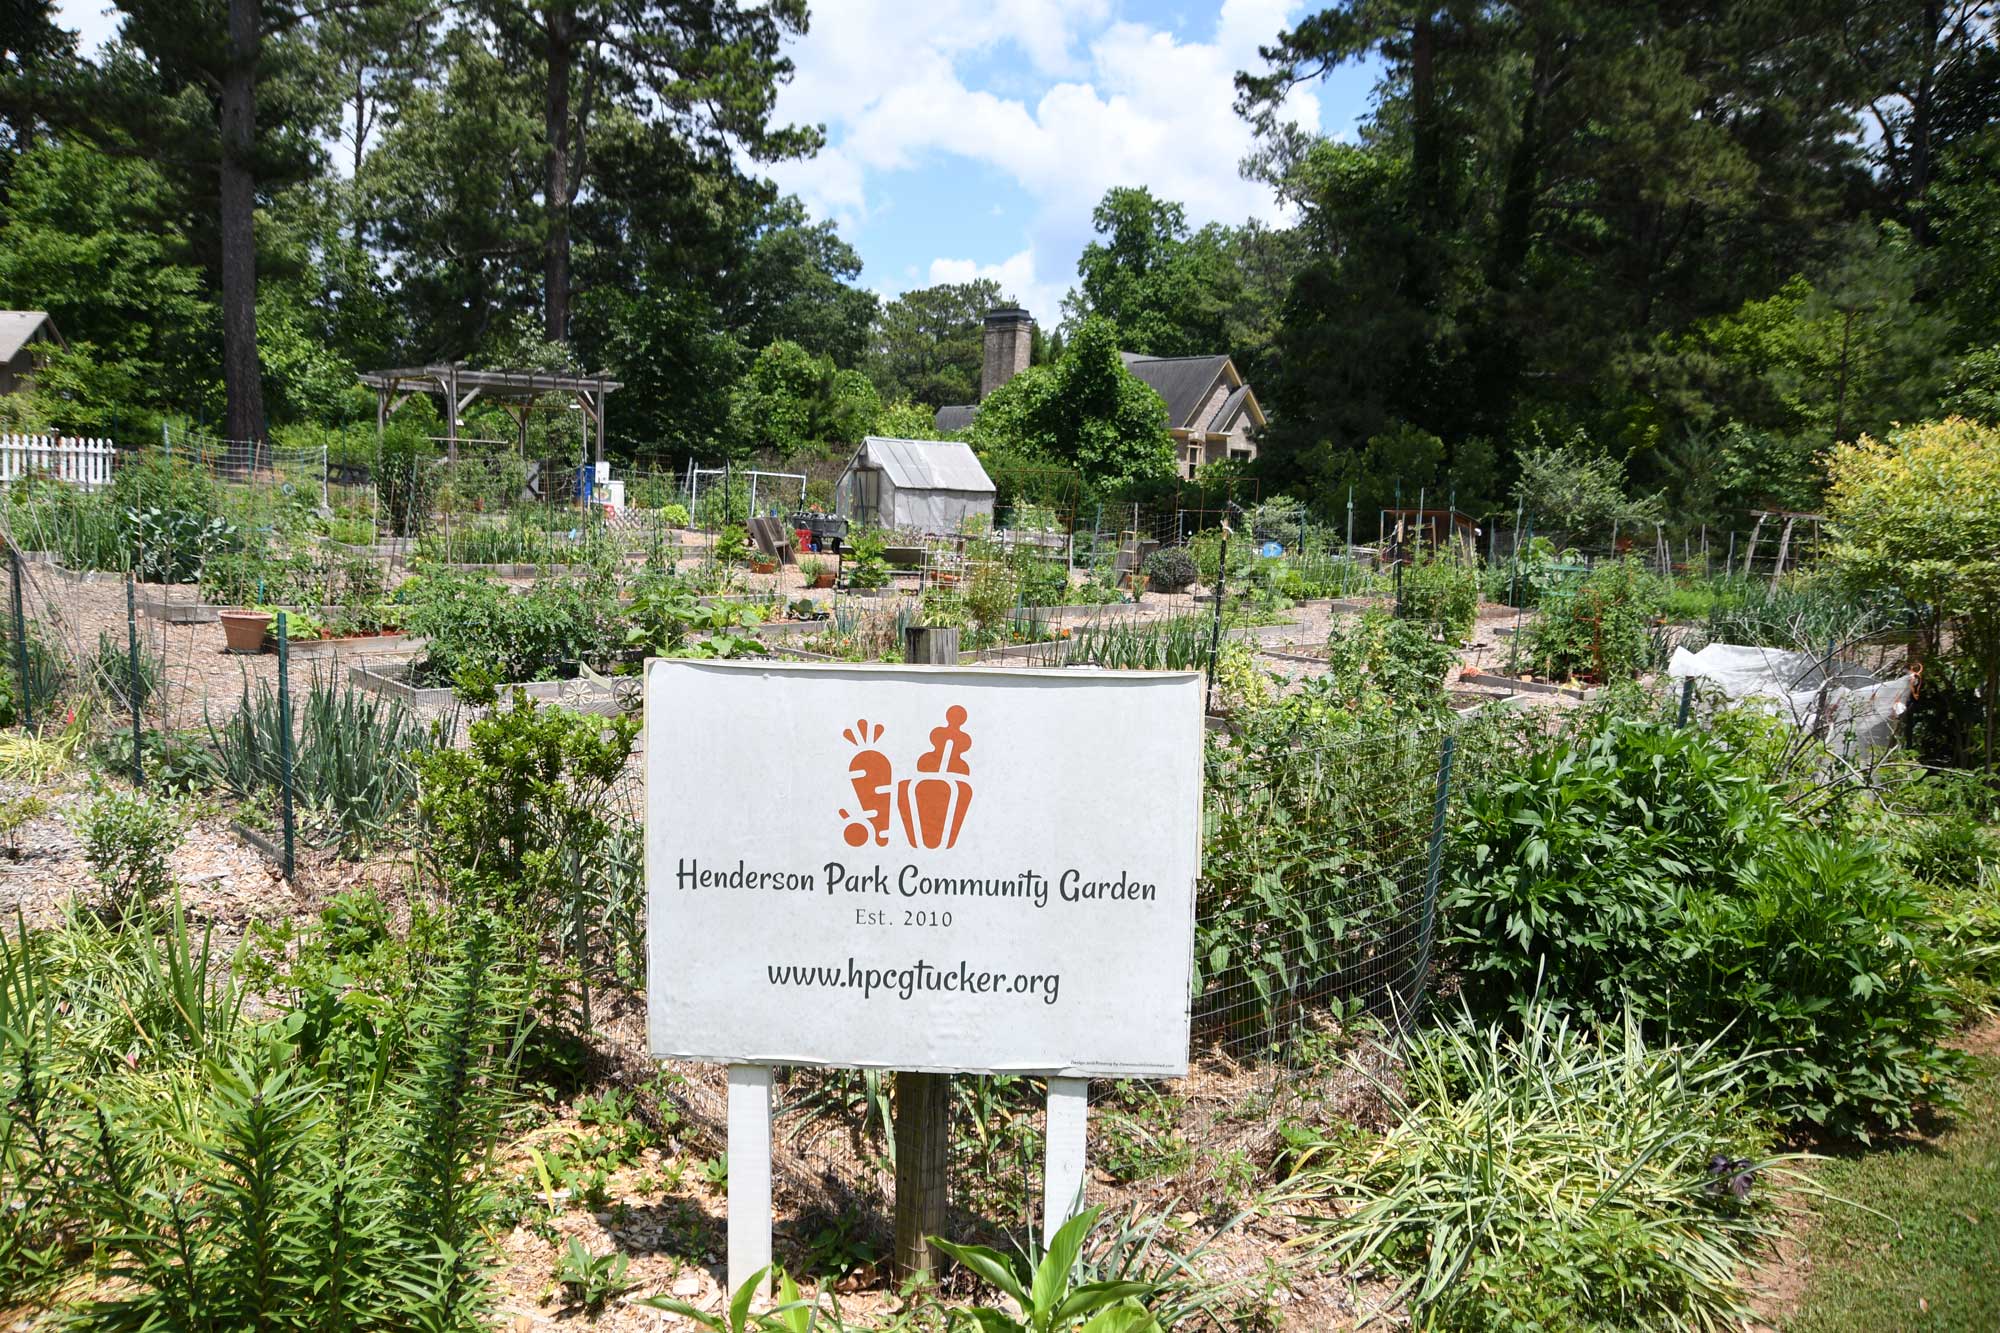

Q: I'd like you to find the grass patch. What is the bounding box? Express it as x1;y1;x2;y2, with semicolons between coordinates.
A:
1786;1032;2000;1332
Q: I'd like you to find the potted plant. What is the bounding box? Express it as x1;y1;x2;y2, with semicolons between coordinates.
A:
750;554;778;575
801;557;836;589
219;608;272;654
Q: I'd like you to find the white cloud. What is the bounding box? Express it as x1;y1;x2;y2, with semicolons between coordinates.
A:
768;0;1322;319
925;248;1068;326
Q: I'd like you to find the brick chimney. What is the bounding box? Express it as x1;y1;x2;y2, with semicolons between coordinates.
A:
980;306;1033;400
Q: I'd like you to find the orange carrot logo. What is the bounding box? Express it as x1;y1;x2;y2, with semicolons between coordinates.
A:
839;706;974;850
840;719;893;848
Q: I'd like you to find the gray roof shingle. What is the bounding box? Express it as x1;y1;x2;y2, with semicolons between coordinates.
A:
1119;354;1228;429
933;404;978;434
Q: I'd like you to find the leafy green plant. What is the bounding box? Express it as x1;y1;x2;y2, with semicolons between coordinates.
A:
931;1205;1161;1332
660;502;691;528
1668;827;1966;1138
1520;557;1660;681
1142;547;1197;594
1397;549;1478;641
554;1237;632;1313
401;567;618;685
1288;1003;1784;1333
1445;714;1966;1140
1315;609;1455;720
77;788;179;918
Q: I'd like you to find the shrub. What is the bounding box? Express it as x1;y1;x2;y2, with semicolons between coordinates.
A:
659;501;690;528
1520;557;1660;681
78;788;179;917
1668;828;1965;1138
1144;547;1198;593
1294;1002;1782;1333
415;691;638;914
1396;550;1478;640
1825;417;2000;767
1445;715;1966;1139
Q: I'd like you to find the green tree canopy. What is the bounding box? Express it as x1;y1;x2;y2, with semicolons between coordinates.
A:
1827;417;2000;767
968;316;1176;493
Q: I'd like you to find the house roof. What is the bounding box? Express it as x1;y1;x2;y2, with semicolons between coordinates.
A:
933;404;978;434
0;311;59;363
853;436;994;494
1119;354;1231;429
932;349;1264;435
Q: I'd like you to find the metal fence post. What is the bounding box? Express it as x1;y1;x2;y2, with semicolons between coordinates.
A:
126;577;144;786
1409;733;1458;1025
9;547;31;732
1678;675;1695;728
1205;517;1230;712
276;611;296;879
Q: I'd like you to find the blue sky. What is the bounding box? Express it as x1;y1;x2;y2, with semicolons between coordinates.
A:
765;0;1382;319
53;0;1381;325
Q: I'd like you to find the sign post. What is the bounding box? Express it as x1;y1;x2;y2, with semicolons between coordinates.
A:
644;661;1203;1299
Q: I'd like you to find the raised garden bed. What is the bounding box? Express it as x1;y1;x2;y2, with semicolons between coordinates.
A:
1458;666;1599;701
281;629;424;659
347;659;624;714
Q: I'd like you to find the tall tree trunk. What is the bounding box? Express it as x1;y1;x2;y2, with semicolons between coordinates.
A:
1909;0;1941;247
1410;9;1439;230
219;0;266;446
1490;43;1549;289
543;3;573;343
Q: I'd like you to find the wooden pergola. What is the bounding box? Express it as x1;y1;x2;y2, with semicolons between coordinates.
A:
358;363;623;464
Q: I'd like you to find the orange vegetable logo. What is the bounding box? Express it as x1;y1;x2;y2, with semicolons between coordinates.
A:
838;706;974;851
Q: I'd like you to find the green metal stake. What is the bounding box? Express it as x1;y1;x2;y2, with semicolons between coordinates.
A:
126;577;144;786
1678;675;1695;727
276;611;296;880
1204;516;1230;713
9;548;31;732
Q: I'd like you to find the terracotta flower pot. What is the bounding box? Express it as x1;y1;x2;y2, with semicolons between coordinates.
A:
751;559;777;575
811;573;836;589
220;610;272;654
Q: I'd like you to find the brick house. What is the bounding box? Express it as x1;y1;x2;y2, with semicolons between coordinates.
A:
935;307;1266;480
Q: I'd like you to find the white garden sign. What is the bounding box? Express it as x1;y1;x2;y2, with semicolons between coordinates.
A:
644;659;1202;1294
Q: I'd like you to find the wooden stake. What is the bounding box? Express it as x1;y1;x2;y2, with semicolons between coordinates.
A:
726;1066;773;1299
1044;1078;1090;1244
893;1071;950;1280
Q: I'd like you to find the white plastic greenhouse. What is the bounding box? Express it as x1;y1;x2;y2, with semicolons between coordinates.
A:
834;437;995;534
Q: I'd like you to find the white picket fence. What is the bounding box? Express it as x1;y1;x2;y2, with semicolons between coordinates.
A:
0;434;115;490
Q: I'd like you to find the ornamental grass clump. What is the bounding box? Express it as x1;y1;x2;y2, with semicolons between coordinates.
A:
1290;1003;1787;1333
